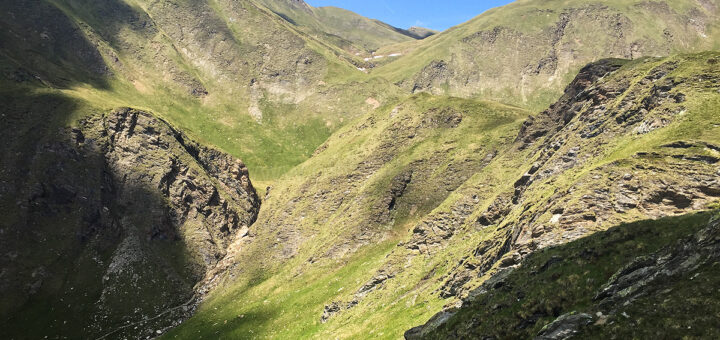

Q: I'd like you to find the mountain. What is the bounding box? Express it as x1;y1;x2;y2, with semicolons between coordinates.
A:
1;0;719;339
256;0;425;53
374;0;720;110
0;0;403;181
0;0;397;337
165;52;720;339
405;26;439;39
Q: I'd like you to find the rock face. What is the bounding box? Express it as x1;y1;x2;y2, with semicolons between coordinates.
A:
594;214;720;309
0;108;259;339
534;313;593;340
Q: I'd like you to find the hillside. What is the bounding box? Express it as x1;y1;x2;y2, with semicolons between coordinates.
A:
255;0;425;53
374;0;720;110
1;0;719;339
405;26;439;39
409;210;720;339
0;0;400;337
0;0;401;181
0;107;260;339
164;53;720;339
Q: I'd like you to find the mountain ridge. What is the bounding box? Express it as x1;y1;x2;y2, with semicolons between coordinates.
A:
374;0;720;110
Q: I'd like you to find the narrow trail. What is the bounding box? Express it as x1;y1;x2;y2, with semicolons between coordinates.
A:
94;295;198;340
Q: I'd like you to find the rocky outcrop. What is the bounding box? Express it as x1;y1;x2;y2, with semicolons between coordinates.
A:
594;214;720;309
515;59;626;147
101;108;260;266
534;312;594;340
0;108;259;339
407;60;452;94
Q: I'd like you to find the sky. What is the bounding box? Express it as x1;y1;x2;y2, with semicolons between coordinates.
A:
305;0;515;31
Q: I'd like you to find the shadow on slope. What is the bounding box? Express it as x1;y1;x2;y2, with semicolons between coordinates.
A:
409;209;720;339
0;90;260;338
0;0;110;90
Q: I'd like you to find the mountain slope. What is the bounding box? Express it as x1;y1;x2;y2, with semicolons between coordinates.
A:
0;1;408;337
407;210;720;339
0;0;400;180
405;26;439;39
0;107;259;339
163;93;529;339
255;0;423;53
375;0;720;110
164;52;720;339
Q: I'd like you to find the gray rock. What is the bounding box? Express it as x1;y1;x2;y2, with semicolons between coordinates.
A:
535;312;593;340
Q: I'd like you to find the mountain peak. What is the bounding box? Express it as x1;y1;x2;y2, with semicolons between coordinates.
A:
285;0;311;10
407;26;438;39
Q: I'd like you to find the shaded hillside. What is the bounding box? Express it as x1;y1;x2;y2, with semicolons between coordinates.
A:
407;210;720;339
164;52;720;339
0;107;259;339
375;0;720;110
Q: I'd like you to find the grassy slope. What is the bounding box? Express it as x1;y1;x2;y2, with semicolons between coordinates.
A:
165;52;720;339
163;94;529;339
373;0;720;110
323;53;720;339
6;0;717;181
423;210;720;339
0;2;403;333
2;0;720;339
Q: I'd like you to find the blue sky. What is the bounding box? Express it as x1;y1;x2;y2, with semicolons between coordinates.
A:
306;0;515;31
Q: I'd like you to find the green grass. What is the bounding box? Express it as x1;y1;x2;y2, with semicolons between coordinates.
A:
162;91;529;339
425;210;720;339
163;241;398;339
2;0;409;183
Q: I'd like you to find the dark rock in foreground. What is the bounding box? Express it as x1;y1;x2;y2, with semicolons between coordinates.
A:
0;108;260;339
